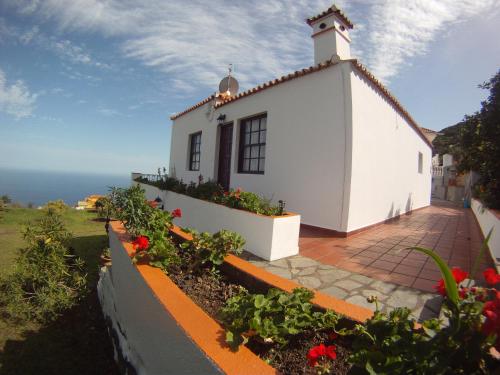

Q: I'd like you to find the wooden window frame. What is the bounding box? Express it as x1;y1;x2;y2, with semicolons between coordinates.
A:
238;114;267;174
189;131;202;171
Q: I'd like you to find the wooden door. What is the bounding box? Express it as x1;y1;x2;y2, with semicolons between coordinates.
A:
217;123;233;191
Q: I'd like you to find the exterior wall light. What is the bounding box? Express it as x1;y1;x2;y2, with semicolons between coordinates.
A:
154;196;164;210
217;114;226;125
278;200;286;215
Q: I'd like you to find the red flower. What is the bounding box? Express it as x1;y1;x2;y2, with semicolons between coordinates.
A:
172;208;182;218
132;235;149;251
435;279;446;296
459;287;469;299
307;344;337;367
328;332;338;340
482;291;500;350
452;267;468;283
484;268;500;286
434;267;468;296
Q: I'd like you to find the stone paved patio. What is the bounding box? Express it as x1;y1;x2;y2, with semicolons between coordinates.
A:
240;253;442;321
299;200;492;293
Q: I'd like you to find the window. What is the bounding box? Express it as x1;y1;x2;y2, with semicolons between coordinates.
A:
189;132;201;171
418;152;423;174
238;114;266;174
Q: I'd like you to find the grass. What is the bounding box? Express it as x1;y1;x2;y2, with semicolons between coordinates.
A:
0;207;119;375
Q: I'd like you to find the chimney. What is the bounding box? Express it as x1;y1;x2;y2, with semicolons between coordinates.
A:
306;5;354;64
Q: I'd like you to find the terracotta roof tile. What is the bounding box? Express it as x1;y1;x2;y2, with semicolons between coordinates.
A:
420;127;438;134
170;58;431;148
306;5;354;29
170;95;214;120
215;60;339;108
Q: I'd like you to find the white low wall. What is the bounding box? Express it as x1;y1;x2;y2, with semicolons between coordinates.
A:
471;199;500;269
135;181;300;261
97;229;221;375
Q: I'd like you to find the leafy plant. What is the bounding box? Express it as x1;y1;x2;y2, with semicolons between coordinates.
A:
95;196;113;219
221;287;340;349
132;231;180;273
0;211;86;323
214;189;282;216
135;175;285;216
433;70;500;208
180;229;245;273
1;194;12;204
110;185;174;236
42;199;69;214
347;233;499;374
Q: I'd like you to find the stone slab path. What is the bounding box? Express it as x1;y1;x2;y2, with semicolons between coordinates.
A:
240;253;442;322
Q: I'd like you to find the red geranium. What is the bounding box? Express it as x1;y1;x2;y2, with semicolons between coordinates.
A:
482;291;500;350
172;208;182;218
307;343;336;367
434;267;468;296
132;235;149;251
484;268;500;286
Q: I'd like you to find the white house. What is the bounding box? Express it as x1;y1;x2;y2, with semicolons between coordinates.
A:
168;5;432;236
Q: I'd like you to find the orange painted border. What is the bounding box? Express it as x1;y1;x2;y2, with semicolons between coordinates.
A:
170;224;373;322
110;221;277;375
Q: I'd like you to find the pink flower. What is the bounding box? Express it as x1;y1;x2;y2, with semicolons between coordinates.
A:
484;268;500;286
172;208;182;218
132;235;149;251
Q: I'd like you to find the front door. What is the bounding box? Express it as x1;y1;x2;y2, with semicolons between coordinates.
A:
217;123;233;191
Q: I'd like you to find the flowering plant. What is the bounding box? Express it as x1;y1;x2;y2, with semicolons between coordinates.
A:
307;343;337;374
172;208;182;218
132;235;149;252
347;230;499;374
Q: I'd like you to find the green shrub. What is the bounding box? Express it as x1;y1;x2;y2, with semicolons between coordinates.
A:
95;196;113;219
1;194;12;204
221;287;340;349
180;229;245;273
110;186;166;236
43;199;69;214
0;211;86;323
214;189;282;216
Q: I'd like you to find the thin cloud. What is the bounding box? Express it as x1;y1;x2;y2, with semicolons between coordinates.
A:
0;68;37;118
357;0;499;82
5;0;499;89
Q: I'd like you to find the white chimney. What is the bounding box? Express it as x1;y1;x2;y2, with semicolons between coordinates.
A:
306;5;353;64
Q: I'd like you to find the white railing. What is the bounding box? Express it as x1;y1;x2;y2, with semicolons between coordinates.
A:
432;166;444;177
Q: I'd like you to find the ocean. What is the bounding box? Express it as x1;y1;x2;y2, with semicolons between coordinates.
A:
0;168;131;207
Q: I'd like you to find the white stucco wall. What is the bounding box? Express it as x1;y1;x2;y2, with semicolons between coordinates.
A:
133;180;300;261
472;198;500;268
98;230;221;375
170;65;349;231
346;67;432;232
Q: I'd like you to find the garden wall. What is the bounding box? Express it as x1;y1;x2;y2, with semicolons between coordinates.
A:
134;180;300;261
471;198;500;270
98;226;223;375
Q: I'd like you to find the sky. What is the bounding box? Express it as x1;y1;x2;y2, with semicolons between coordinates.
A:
0;0;499;176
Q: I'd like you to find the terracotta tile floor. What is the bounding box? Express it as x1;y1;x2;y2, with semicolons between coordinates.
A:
299;200;493;293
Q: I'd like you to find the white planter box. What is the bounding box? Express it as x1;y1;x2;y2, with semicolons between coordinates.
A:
471;198;500;271
135;181;300;261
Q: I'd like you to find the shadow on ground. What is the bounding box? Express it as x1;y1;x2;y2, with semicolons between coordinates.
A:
0;234;119;375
